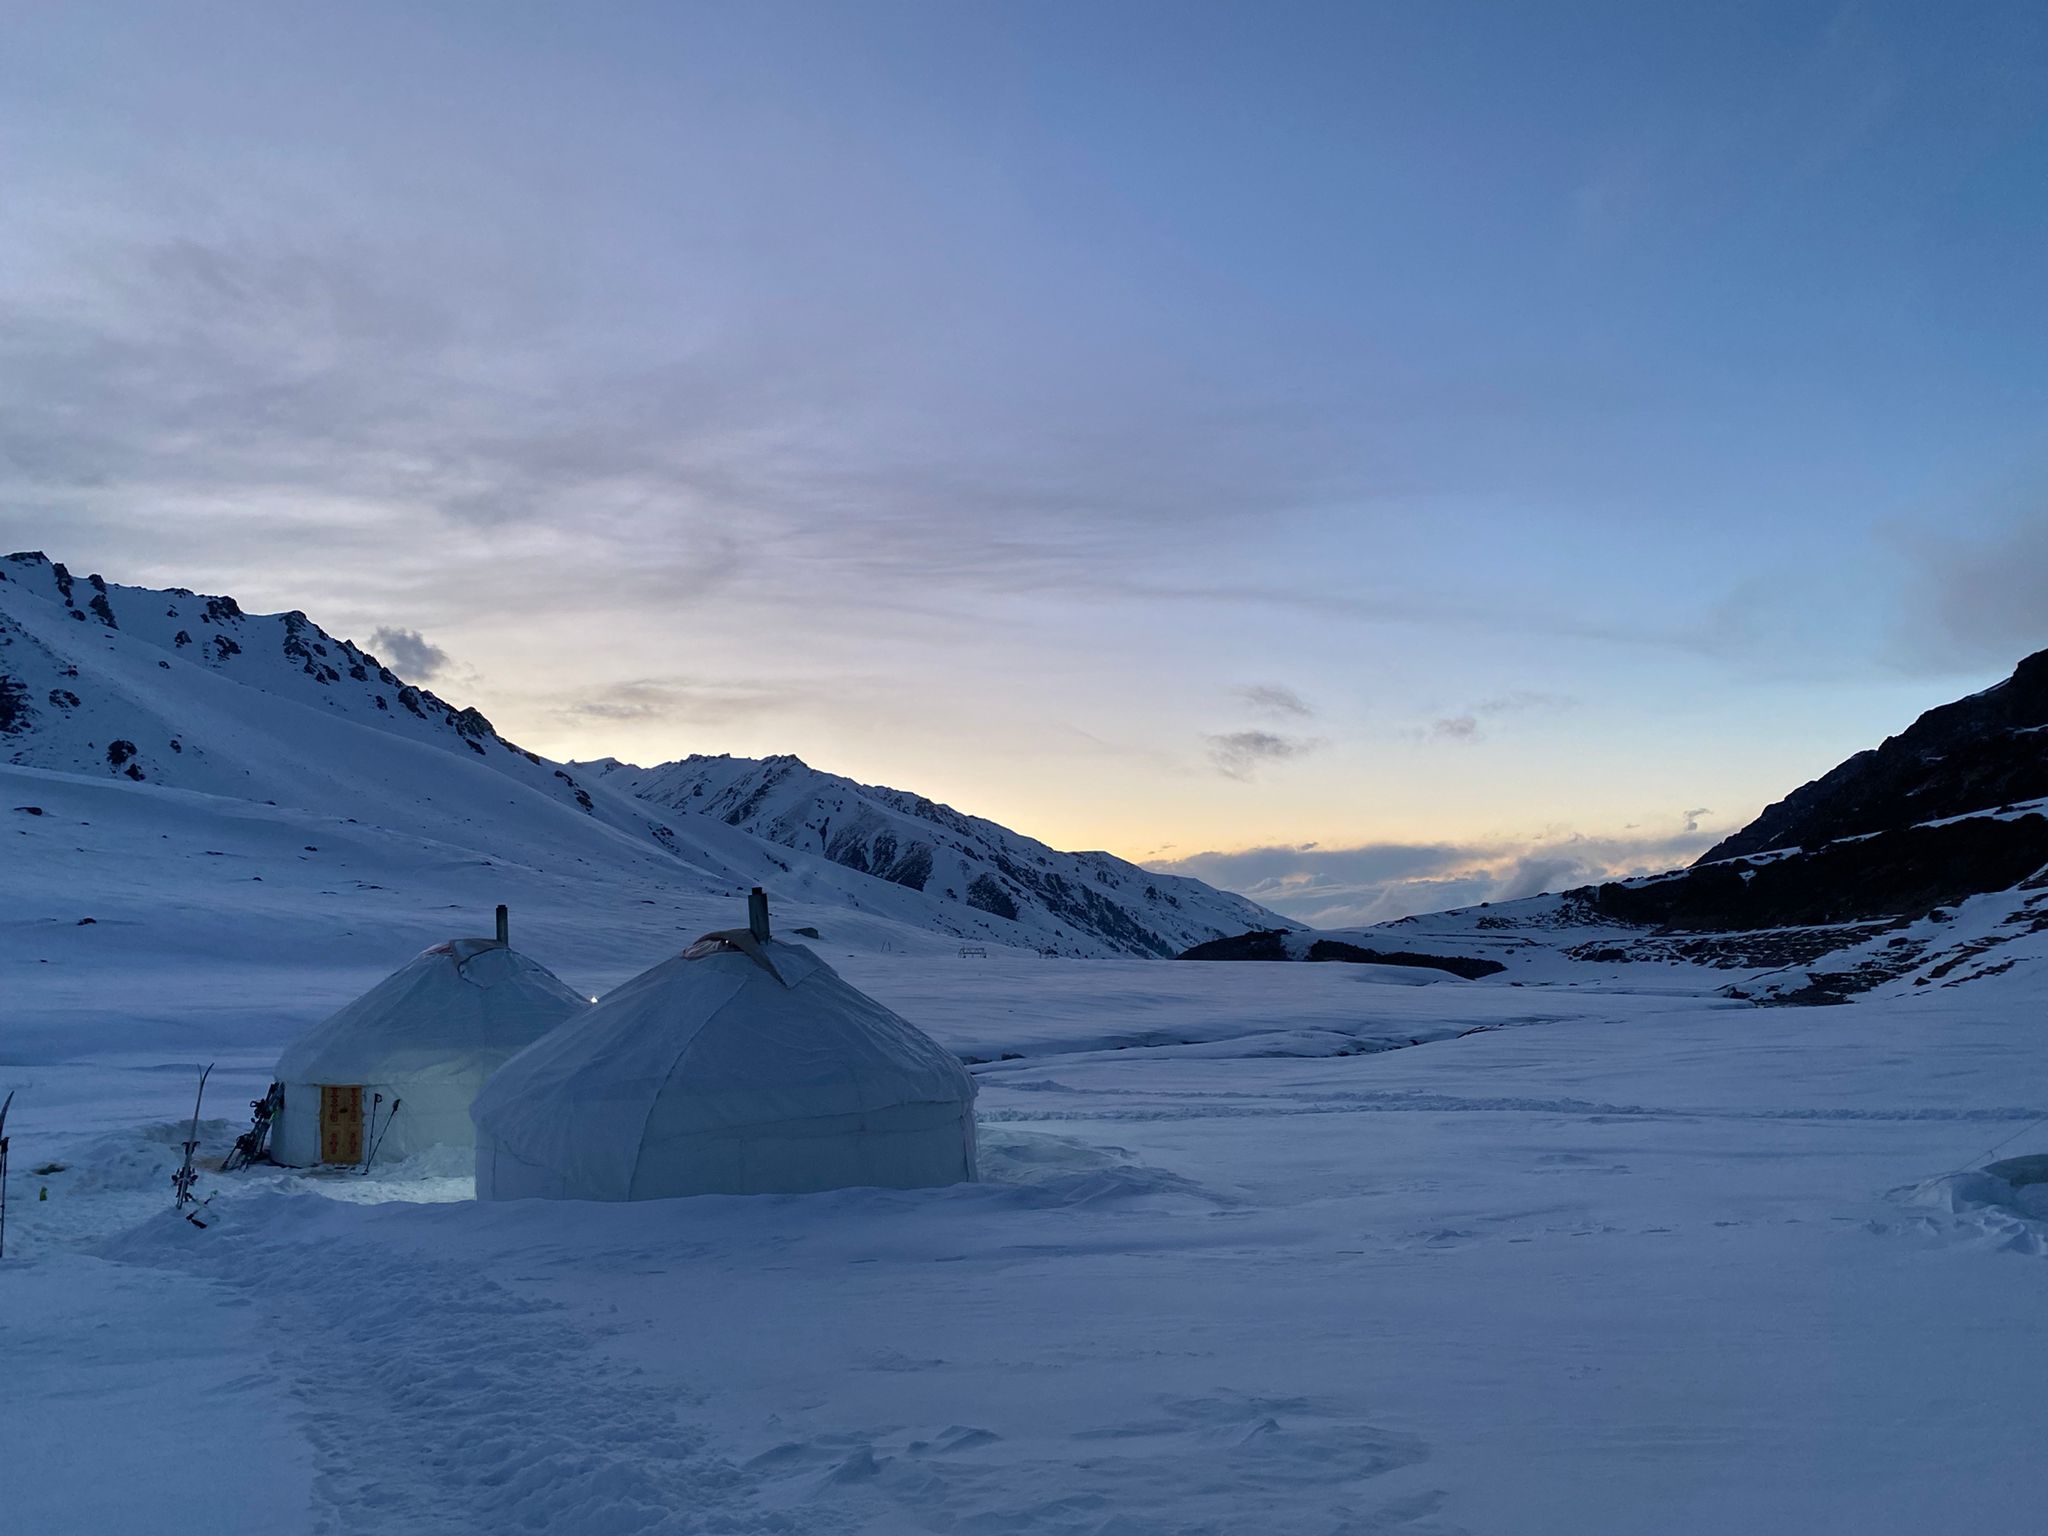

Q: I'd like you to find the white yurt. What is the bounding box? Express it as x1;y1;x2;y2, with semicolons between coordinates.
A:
271;912;589;1168
471;894;977;1201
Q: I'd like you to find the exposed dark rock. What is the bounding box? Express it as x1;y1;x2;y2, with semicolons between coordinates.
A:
1600;813;2048;931
1302;939;1506;978
1;676;34;733
965;874;1020;921
1178;929;1506;978
1703;647;2048;862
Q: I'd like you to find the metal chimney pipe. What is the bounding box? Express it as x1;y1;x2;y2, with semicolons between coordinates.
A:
495;904;509;945
747;887;770;943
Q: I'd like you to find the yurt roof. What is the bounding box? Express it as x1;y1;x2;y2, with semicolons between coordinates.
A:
276;937;588;1086
470;933;974;1196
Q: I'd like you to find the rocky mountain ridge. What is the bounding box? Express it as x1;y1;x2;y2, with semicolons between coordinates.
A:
581;753;1282;958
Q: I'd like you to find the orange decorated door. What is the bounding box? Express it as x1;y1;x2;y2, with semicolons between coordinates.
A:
320;1085;364;1163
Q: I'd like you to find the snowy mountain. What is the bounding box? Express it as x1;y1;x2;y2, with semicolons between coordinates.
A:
1189;650;2048;1001
582;753;1280;958
0;552;1284;959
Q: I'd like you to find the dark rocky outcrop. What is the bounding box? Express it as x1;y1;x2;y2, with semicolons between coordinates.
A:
0;675;29;734
1599;813;2048;932
1179;929;1505;979
1702;648;2048;862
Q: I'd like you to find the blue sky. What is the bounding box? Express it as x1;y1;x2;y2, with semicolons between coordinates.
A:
3;2;2045;922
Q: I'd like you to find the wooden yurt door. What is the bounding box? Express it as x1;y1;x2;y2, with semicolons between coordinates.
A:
320;1085;364;1163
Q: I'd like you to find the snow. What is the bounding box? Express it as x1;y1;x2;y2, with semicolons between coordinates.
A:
8;931;2048;1532
9;557;2048;1531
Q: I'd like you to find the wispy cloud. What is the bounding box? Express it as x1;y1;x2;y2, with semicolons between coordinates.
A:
558;677;813;729
1234;682;1313;718
1205;730;1318;781
1475;690;1577;715
1893;510;2048;671
1426;689;1577;744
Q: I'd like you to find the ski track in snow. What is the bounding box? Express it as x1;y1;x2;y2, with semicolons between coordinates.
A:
122;1199;781;1536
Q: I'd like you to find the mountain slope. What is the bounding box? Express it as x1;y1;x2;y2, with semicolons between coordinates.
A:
582;753;1285;958
1184;650;2048;1001
1701;648;2048;862
1;552;1286;958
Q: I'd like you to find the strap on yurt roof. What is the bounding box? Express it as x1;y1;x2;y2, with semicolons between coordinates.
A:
684;929;785;985
681;887;790;984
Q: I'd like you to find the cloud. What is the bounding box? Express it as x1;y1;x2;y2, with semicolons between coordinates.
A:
1895;512;2048;670
1424;690;1577;745
1682;806;1711;833
1155;819;1723;927
366;626;449;680
1234;682;1313;718
558;677;802;728
1205;730;1317;781
1474;690;1576;715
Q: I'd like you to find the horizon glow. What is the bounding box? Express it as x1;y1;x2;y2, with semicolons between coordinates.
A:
3;2;2046;923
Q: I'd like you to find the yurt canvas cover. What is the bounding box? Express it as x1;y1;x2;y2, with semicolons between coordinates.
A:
471;933;977;1200
272;937;588;1167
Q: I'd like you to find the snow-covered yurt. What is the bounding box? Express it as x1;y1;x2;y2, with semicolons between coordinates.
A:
271;912;588;1168
471;893;977;1201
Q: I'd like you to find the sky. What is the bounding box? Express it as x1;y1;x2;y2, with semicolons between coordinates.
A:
3;1;2046;925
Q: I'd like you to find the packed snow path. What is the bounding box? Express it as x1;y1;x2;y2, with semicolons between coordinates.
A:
7;965;2048;1534
114;1197;763;1536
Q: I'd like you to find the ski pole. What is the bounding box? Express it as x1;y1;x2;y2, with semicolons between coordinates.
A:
362;1093;383;1173
361;1098;403;1172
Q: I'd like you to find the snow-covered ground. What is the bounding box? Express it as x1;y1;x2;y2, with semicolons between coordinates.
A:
8;558;2048;1532
8;935;2048;1533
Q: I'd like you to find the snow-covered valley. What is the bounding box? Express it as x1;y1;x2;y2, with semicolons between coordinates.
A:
9;950;2048;1535
7;557;2048;1534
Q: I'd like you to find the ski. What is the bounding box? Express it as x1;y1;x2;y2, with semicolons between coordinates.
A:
360;1097;403;1173
223;1082;282;1172
171;1063;213;1212
0;1089;14;1260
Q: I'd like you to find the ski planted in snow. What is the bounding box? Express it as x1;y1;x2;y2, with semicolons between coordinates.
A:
223;1082;283;1172
171;1064;213;1213
0;1089;14;1260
